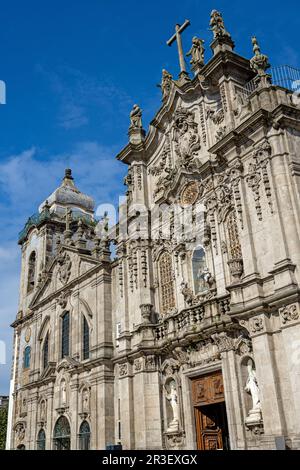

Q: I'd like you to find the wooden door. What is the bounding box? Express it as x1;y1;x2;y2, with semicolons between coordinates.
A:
191;371;229;450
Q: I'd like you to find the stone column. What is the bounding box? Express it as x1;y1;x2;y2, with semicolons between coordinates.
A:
117;363;135;449
279;303;300;446
92;367;115;449
132;357;163;449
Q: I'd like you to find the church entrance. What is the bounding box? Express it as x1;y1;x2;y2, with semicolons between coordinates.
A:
53;416;71;450
191;371;230;450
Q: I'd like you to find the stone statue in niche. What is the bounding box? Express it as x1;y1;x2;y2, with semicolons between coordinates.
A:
82;388;90;413
61;380;67;405
165;380;180;432
40;400;46;422
245;359;261;412
244;358;263;427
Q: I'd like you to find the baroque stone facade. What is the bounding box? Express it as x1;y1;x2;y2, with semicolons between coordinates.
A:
7;12;300;450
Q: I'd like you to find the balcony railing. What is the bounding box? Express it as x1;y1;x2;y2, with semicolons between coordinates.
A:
243;65;300;96
155;295;230;344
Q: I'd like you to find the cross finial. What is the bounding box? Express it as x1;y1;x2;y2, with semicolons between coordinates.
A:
166;20;191;79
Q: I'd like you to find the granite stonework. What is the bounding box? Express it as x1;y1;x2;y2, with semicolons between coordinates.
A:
7;12;300;450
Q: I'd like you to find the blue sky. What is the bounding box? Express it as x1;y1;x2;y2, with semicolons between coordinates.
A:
0;0;299;394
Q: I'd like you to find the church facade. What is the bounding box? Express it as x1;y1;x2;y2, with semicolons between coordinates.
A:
7;11;300;450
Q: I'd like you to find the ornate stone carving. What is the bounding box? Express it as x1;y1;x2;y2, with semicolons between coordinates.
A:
134;358;142;372
165;431;185;450
187;340;220;367
25;327;31;343
247;140;273;220
145;355;156;371
140;304;152;323
211;332;235;353
250;36;270;79
173;107;201;169
57;252;72;285
215;125;227;141
279;304;299;324
15;422;25;443
180;279;214;307
207;107;224;125
119;363;128;377
57;291;68;308
180;181;200;206
249;317;264;333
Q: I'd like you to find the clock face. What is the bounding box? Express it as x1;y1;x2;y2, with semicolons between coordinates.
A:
180;181;199;206
25;327;31;343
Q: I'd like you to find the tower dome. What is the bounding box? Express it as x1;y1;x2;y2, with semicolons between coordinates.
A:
39;169;95;217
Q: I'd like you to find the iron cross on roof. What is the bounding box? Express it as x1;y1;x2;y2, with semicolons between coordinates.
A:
167;20;191;77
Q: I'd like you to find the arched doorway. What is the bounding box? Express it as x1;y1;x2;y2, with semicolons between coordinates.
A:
78;420;91;450
37;429;46;450
53;416;71;450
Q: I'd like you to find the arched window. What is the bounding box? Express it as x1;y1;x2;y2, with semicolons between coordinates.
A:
192;247;207;294
158;252;175;315
37;429;46;450
82;316;90;361
27;251;36;292
23;346;31;369
43;333;49;369
78;421;91;450
53;416;71;450
61;312;70;359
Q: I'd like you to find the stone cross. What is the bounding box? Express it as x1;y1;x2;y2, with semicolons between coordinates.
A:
167;20;190;75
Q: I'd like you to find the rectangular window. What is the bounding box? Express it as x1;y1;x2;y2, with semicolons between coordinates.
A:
83;316;90;360
61;312;70;358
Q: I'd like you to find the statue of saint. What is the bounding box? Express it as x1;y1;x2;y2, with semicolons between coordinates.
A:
40;400;46;421
82;389;90;412
186;37;205;67
245;359;261;411
165;380;180;431
61;380;67;405
160;69;173;101
130;104;142;129
210;10;230;39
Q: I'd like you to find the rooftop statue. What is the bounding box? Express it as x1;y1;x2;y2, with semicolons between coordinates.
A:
250;36;270;77
160;69;173;100
186;37;205;68
210;10;231;39
129;104;143;129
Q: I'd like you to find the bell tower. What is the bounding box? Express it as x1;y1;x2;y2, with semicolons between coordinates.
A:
17;169;95;318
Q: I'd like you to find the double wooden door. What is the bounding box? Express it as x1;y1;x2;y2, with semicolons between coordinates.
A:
192;371;230;450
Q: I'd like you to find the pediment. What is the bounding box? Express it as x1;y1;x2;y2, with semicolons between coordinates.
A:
30;245;100;309
39;361;56;380
56;356;80;373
